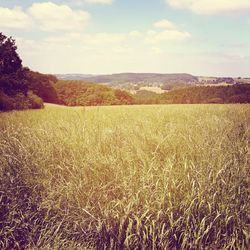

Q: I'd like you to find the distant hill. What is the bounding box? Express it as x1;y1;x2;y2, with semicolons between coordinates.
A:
159;84;250;104
56;73;198;86
56;74;94;80
53;80;250;106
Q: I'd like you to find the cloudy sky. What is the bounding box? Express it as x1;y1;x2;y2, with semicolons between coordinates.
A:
0;0;250;76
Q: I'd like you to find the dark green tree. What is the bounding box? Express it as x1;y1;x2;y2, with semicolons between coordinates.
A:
0;33;22;75
0;32;28;95
0;33;43;110
23;68;59;103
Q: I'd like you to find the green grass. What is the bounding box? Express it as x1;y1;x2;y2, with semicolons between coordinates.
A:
0;104;249;249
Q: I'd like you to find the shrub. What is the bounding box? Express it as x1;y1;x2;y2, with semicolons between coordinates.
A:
24;69;59;104
27;91;44;109
0;91;43;111
0;91;14;111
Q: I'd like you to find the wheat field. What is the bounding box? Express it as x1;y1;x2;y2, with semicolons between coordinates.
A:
0;104;249;249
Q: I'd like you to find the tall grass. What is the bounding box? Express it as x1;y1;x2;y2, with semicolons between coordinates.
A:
0;104;249;249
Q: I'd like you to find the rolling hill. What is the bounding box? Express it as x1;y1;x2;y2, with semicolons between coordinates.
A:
56;73;198;86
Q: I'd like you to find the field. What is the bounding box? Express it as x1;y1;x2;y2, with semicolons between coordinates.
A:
139;86;167;94
0;104;249;249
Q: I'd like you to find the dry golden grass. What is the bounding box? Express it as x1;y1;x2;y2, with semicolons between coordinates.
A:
0;104;249;249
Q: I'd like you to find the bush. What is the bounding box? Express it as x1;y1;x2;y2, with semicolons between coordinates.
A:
24;69;59;104
114;89;134;105
0;91;14;111
0;91;43;111
27;91;44;109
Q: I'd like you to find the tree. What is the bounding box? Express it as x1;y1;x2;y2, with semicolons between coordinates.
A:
0;33;22;75
114;89;134;105
0;33;43;111
23;68;59;103
0;33;28;95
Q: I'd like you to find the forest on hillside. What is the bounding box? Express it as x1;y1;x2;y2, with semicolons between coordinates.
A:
55;80;133;106
1;32;249;112
134;84;250;104
160;84;250;104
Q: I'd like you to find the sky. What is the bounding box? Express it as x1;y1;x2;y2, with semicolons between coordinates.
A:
0;0;250;77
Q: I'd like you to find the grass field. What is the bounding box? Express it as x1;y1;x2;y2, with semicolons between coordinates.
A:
0;104;249;249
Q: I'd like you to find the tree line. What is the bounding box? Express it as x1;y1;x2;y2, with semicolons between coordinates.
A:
0;32;249;111
0;32;59;111
55;80;133;106
134;84;250;104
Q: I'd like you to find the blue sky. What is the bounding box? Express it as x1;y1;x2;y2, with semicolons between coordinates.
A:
0;0;250;76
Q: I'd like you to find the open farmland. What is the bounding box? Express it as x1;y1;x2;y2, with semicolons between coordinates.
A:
0;104;249;249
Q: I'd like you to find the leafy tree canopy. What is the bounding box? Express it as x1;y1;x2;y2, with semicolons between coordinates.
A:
0;33;22;75
24;68;59;104
0;33;43;111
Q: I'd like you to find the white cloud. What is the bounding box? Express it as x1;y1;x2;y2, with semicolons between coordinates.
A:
154;19;176;30
128;31;143;38
145;30;191;44
85;0;113;4
84;33;127;45
151;47;163;55
17;33;250;77
147;20;190;44
166;0;250;15
43;32;128;48
16;26;190;71
28;2;90;31
0;2;90;32
11;9;191;73
0;6;32;30
16;32;138;73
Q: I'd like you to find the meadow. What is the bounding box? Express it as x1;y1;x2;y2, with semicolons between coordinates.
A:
0;104;249;249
